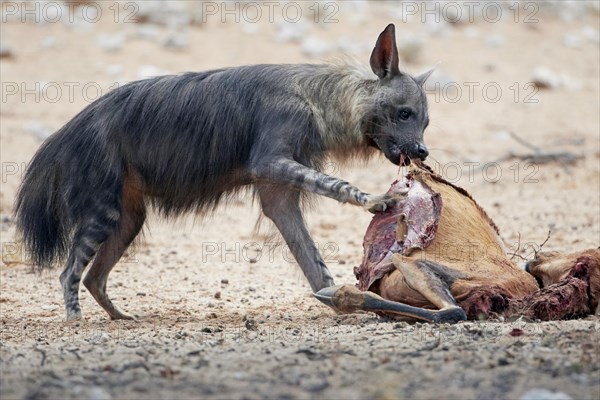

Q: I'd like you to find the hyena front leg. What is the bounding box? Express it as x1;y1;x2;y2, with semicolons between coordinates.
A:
252;158;402;212
257;186;334;292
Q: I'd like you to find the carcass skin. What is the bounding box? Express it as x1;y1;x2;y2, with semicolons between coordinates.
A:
315;162;599;322
353;176;442;293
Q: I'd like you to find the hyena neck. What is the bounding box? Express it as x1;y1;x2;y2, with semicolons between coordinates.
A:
297;62;379;163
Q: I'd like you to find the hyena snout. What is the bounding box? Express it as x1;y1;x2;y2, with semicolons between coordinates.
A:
415;143;429;160
406;142;428;161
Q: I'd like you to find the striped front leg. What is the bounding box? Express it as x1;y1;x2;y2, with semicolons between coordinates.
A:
251;158;401;212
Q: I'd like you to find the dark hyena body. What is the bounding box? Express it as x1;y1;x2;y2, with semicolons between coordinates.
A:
15;24;433;320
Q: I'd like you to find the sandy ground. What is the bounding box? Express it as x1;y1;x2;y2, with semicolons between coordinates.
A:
1;2;599;399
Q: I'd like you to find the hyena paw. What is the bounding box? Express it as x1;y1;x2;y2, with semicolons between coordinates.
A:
363;193;403;213
109;311;136;321
65;308;82;322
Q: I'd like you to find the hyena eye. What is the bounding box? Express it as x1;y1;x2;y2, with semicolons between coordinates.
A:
399;110;411;121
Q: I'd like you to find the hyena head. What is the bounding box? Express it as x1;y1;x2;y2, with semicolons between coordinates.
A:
363;24;433;166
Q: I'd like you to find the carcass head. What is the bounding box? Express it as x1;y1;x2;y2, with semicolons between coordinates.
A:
525;248;600;314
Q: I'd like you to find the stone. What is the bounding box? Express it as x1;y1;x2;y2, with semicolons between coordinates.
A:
163;33;188;50
485;34;505;48
24;122;52;140
275;21;308;43
301;36;333;57
96;33;125;52
562;34;581;48
0;42;13;58
520;389;572;400
531;67;563;89
137;65;167;79
424;69;456;92
397;35;423;64
105;64;124;77
40;36;58;49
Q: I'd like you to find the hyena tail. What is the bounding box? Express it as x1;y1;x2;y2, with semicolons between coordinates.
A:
14;109;125;270
14;155;66;269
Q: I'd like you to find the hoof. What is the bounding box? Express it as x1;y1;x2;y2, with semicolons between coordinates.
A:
431;307;467;324
313;285;344;309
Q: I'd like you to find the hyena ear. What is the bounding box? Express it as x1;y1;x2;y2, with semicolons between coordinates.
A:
414;68;435;87
370;24;400;79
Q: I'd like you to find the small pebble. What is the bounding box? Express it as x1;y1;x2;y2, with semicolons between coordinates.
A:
96;33;125;52
531;67;563;89
163;33;188;50
137;65;166;79
581;26;599;44
136;25;159;40
89;332;111;344
23;122;52;141
424;69;456;92
397;35;423;64
520;389;572;400
301;36;333;57
244;318;256;330
562;34;581;48
485;34;505;48
105;64;124;77
72;385;112;400
463;27;479;39
40;36;58;49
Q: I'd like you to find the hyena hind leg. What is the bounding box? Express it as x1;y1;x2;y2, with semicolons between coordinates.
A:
83;179;147;321
82;205;146;320
60;209;120;322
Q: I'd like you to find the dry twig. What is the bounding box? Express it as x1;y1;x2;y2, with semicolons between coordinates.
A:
469;131;583;174
508;230;552;263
